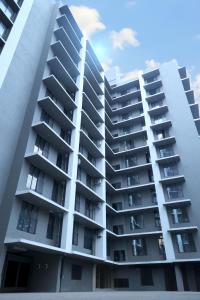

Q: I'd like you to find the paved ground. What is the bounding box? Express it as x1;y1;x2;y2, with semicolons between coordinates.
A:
0;292;200;300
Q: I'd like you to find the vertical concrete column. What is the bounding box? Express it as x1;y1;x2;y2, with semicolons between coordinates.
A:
61;38;87;251
174;264;184;291
138;71;175;261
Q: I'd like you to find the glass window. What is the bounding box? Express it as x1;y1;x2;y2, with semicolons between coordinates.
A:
0;21;6;38
125;156;137;168
26;166;44;193
132;238;146;256
34;136;49;158
113;225;124;235
158;235;165;255
56;153;69;172
41;110;54;128
75;194;81;212
71;265;82;280
112;202;122;210
154;211;161;227
85;199;95;220
46;212;55;239
72;223;79;246
114;250;125;262
17;201;39;234
51;180;66;206
166;184;183;199
176;232;196;253
171;208;189;224
130;215;144;230
159;146;174;158
127;175;140;186
128;192;142;206
163;165;178;177
140;268;153;286
84;227;93;250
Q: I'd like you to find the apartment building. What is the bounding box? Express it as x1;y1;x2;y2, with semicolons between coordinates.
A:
0;0;200;293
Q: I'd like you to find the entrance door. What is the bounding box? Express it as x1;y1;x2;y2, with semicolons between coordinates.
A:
2;253;31;291
96;265;112;288
164;265;177;291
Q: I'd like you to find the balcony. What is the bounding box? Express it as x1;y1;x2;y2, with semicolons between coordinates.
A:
163;199;191;207
106;160;152;176
57;15;82;51
112;88;141;103
78;153;104;178
51;41;80;78
32;122;72;153
106;229;162;239
84;62;103;95
43;75;77;110
76;180;103;202
111;101;143;115
156;154;180;164
16;190;68;213
153;136;176;147
79;129;103;158
150;119;172;131
106;126;146;143
85;50;103;83
144;79;162;90
83;77;103;110
112;114;144;128
105;142;149;159
146;91;165;103
47;57;78;93
25;153;70;181
106;203;158;215
74;211;103;230
81;110;103;140
82;92;103;124
168;226;198;233
159;174;185;185
54;27;80;65
38;97;75;130
148;105;168;116
106;180;155;194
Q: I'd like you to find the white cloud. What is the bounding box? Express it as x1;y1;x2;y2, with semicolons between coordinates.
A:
69;5;106;38
125;1;136;7
192;74;200;104
145;59;160;70
120;69;141;82
110;28;140;50
101;58;113;72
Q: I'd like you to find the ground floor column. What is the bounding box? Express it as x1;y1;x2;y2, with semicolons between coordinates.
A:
174;264;184;291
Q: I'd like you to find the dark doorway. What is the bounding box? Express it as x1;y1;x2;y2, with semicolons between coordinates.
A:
2;253;31;291
164;265;177;291
96;264;112;288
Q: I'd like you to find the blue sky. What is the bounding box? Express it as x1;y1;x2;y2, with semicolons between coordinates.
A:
66;0;200;99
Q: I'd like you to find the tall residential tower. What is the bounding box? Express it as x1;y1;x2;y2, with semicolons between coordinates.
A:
0;0;200;292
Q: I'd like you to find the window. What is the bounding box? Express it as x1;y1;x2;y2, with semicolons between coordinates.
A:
159;146;174;158
84;227;93;250
85;199;95;220
176;232;196;253
113;132;119;138
127;175;140;186
166;184;183;199
124;140;134;150
140;268;153;286
123;127;131;135
125;156;137;168
112;147;119;153
154;212;161;228
171;208;189;224
72;223;79;246
0;21;7;39
145;151;151;163
56;153;69;172
51;180;66;206
132;238;146;256
148;170;154;182
71;264;82;280
114;250;125;262
112;202;122;211
112;182;121;189
112;164;120;170
151;190;157;204
41;110;53;128
122;113;130;120
87;153;96;166
163;165;178;177
130;215;144;230
150;100;163;109
46;213;55;239
34;136;49;158
60;129;71;144
0;0;14;20
77;167;82;181
26;166;44;193
17;201;39;234
128;192;142;206
158;236;165;255
113;225;124;234
75;194;81;212
155;129;169;140
114;278;129;288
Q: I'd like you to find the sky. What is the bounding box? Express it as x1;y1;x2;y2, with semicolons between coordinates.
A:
65;0;200;102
